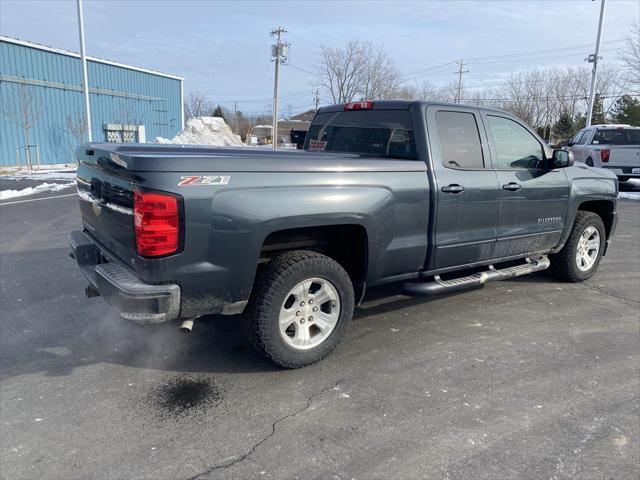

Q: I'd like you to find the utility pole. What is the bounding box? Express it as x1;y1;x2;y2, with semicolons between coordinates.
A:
586;0;606;127
233;100;238;134
270;26;288;150
454;59;469;104
76;0;92;141
313;89;320;111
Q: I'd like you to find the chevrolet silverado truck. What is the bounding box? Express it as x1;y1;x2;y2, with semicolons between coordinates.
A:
69;100;618;368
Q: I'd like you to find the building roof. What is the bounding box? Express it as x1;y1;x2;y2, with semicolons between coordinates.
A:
290;109;316;122
0;35;184;81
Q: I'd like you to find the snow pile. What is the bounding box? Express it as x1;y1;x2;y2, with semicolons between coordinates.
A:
3;168;76;182
619;179;640;200
0;182;75;200
155;117;243;147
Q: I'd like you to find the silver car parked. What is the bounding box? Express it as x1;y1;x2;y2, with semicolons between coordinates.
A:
568;124;640;182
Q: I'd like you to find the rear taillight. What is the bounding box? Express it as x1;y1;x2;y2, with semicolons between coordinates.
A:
600;149;610;163
134;190;180;257
344;100;374;111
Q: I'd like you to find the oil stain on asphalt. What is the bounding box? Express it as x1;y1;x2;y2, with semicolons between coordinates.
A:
149;375;223;419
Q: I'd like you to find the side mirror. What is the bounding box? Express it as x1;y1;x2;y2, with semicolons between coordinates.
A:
552;149;574;168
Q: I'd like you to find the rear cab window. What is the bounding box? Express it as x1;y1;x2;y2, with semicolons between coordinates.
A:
592;128;640;145
305;109;417;159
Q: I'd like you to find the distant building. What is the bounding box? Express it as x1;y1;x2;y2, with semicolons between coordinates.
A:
251;110;315;145
0;36;184;166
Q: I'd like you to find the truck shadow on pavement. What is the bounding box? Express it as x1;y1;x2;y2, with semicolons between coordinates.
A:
0;243;557;381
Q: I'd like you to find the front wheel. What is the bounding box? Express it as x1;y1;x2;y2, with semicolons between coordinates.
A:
551;211;605;282
244;251;354;368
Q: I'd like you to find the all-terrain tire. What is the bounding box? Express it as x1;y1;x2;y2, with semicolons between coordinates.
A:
243;250;354;368
551;211;605;282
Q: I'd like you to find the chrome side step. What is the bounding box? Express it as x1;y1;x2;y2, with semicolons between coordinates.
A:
402;256;550;296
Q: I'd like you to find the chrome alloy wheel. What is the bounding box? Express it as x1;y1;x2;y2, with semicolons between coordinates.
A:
575;226;600;272
278;277;340;350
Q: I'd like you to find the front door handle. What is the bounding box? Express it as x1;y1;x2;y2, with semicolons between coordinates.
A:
441;184;465;194
502;182;522;191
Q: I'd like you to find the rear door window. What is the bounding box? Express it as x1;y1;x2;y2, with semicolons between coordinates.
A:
434;111;484;169
305;110;417;159
592;129;640;145
572;130;587;145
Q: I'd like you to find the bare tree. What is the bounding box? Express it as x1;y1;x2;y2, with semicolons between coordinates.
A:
318;41;368;103
361;44;402;99
184;92;212;120
620;23;640;93
66;111;88;160
317;41;402;102
1;83;43;169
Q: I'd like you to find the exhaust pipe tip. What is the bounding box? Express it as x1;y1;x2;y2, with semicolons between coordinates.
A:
179;318;194;333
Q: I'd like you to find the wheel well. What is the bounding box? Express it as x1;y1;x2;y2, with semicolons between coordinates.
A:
260;225;368;284
578;200;615;239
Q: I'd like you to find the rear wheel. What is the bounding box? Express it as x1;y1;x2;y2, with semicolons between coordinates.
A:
244;250;354;368
551;211;605;282
586;158;594;167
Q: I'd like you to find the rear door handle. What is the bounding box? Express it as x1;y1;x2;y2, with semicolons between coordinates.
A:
441;184;465;194
502;182;522;191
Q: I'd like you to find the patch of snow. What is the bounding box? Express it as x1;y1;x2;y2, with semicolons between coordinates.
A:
156;116;243;147
4;170;76;181
0;163;76;174
0;182;75;200
618;192;640;200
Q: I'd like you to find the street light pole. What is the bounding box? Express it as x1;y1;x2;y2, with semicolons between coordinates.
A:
586;0;607;127
76;0;92;141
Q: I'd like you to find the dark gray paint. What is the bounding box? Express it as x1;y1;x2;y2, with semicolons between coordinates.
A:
73;101;618;319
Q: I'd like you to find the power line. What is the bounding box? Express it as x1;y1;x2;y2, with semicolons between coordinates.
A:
207;90;310;105
464;38;624;62
459;92;634;103
285;63;319;77
468;47;620;65
403;38;625;80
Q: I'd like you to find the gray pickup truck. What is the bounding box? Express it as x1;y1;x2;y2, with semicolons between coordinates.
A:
568;124;640;182
69;100;618;368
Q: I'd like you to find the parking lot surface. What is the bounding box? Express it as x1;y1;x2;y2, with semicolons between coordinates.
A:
1;193;639;480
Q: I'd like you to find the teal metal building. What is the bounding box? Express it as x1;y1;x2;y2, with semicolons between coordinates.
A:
0;36;184;167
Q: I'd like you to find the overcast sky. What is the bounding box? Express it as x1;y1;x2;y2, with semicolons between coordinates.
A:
1;0;638;116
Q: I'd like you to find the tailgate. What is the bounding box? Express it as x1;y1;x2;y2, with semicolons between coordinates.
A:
609;146;640;166
76;147;137;267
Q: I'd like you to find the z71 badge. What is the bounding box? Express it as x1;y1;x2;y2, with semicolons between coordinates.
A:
178;175;230;186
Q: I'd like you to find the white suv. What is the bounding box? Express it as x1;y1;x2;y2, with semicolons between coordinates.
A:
568;124;640;182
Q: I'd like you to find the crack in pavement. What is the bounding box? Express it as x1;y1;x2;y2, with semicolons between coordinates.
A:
186;378;345;480
582;283;640;305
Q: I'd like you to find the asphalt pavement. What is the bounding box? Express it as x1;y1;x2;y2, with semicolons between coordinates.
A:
0;192;638;480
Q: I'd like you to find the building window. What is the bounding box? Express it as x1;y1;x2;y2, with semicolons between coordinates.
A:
103;124;146;143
